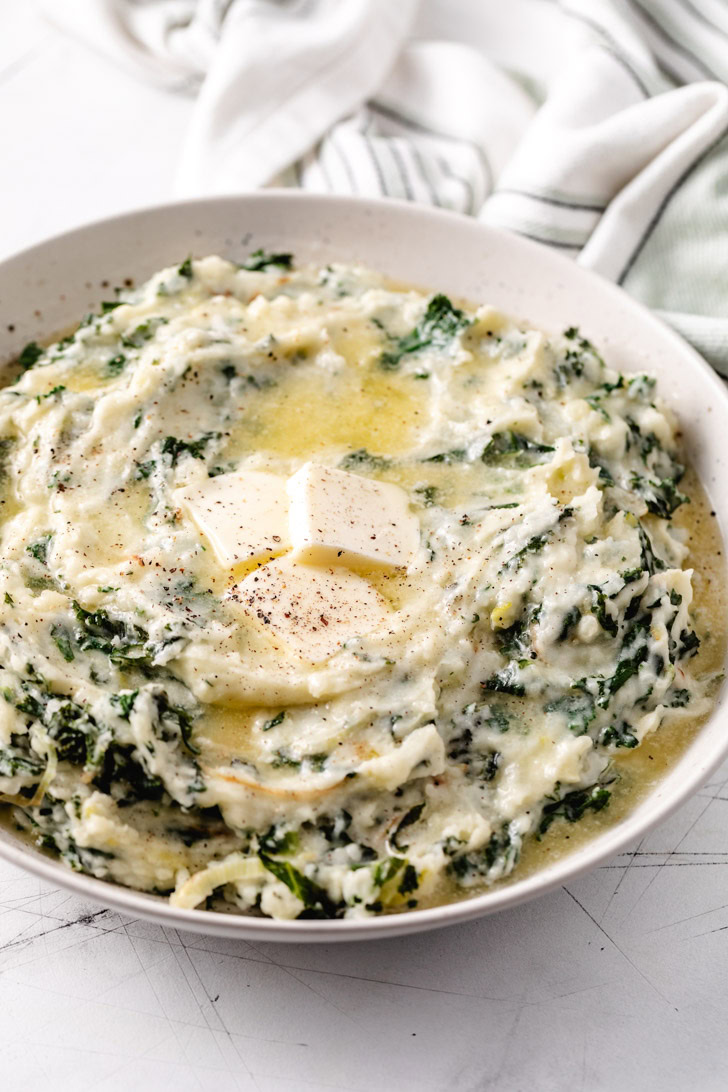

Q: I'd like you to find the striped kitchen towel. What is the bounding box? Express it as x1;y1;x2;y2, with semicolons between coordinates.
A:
44;0;728;375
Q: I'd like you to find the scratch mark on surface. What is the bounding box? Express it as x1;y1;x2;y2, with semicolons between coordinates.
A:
623;771;728;923
563;886;674;1009
599;834;646;923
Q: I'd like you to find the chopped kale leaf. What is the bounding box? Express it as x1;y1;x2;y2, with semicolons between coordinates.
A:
258;852;337;917
242;249;293;272
339;449;391;472
161;432;220;466
107;353;126;376
414;484;438;508
380;294;470;369
17;341;44;371
424;448;467;464
50;624;75;663
110;690;138;720
391;802;426;850
539;783;611;834
599;721;638;748
26;533;52;566
482;664;526;697
630;473;688;519
481;431;554;467
544;692;596;735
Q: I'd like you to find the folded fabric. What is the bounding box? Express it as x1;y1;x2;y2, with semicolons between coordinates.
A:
43;0;728;375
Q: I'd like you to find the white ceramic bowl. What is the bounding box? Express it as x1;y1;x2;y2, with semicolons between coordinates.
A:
1;192;726;942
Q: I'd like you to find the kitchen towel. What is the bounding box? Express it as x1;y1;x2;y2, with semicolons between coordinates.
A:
43;0;728;375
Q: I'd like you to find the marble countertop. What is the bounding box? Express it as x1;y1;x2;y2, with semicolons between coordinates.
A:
3;7;728;1090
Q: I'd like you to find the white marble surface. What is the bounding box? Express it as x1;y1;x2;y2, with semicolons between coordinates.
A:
3;7;728;1090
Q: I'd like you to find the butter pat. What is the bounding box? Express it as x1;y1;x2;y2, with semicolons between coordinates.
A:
287;462;419;570
229;557;390;661
177;471;289;567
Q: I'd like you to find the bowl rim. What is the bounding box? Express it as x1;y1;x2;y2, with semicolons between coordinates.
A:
1;188;727;942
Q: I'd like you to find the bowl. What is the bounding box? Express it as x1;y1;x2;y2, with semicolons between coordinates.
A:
1;191;727;942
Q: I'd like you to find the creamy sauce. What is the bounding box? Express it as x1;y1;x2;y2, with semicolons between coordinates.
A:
0;255;723;921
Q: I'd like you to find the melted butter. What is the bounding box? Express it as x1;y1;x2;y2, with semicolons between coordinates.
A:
196;706;258;764
223;363;428;462
77;483;150;568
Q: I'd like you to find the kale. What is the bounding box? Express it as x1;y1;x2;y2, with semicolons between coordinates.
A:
637;522;666;575
262;711;285;731
558;605;582;640
414;484;438;508
36;385;65;403
0;741;45;780
676;628;700;659
26;533;52;566
450;825;515;880
0;436;14;484
45;700;94;763
50;624;75;663
447;729;501;782
588;584;618;637
6;671;98;767
496;603;540;658
390;802;425;850
554;328;604;388
668;688;691;707
538;783;611;835
135;460;155;480
110;690;138;720
584;376;625;419
481;664;525;697
317;810;354;848
107;354;126;376
380;294;470;369
544;692;596;735
588;449;615;486
178;256;193;279
461;701;512;733
153;691;198;754
258;825;299;855
630;473;688;519
161;432;220;466
627;374;656;401
271;749;301;770
16;341;44;371
72;601;151;671
599;721;638;748
93;744;165;803
500;531;551;573
576;620;649;710
481;431;554;467
372;856;406;887
241;249;293;272
397;864;419;897
424;448;467;464
258;852;337;917
121;316;168;349
339;449;391;472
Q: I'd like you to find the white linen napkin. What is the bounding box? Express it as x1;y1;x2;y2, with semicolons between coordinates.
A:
42;0;728;375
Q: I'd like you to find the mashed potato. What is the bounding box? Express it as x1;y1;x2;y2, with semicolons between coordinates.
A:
0;253;716;919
